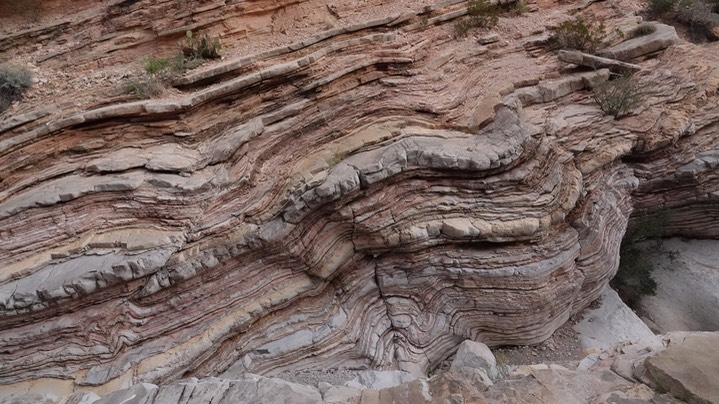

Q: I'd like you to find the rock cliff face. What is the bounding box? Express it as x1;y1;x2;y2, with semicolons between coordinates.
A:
0;0;718;396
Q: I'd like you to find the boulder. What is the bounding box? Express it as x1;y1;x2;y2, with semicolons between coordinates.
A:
644;333;719;403
345;370;418;390
318;383;362;404
597;23;678;61
558;50;641;74
454;366;494;391
95;383;158;404
450;340;497;373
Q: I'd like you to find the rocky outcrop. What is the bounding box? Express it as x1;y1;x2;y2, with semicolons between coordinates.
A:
558;49;641;73
0;0;718;399
25;331;719;403
598;23;679;61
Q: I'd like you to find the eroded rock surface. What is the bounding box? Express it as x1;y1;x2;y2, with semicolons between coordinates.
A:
0;0;718;399
27;331;718;403
574;286;655;351
638;238;719;333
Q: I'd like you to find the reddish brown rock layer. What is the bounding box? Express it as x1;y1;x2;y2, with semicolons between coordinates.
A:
0;0;717;396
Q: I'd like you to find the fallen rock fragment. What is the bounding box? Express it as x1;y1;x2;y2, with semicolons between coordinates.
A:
644;333;719;404
597;23;679;61
450;340;497;373
558;50;641;74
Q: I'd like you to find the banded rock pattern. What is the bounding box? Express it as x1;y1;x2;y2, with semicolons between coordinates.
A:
0;0;718;397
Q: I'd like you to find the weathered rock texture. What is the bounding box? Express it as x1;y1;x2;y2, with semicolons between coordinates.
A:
638;238;719;333
30;331;717;403
0;0;718;398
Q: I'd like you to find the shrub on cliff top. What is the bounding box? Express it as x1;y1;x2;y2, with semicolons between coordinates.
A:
648;0;679;14
551;15;607;53
0;65;33;114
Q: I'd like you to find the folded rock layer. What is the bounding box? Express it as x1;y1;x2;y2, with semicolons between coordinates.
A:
0;0;718;395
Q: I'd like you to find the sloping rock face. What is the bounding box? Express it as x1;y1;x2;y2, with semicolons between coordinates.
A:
645;333;719;404
0;0;718;397
56;331;719;403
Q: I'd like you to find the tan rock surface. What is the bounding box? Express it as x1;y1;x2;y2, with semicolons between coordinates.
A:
0;0;718;399
645;333;719;403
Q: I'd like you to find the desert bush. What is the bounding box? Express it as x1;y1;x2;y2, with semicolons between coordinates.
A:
454;17;474;36
123;77;164;99
592;74;643;117
180;30;222;61
0;65;33;113
551;15;607;53
509;0;529;16
648;0;679;14
631;23;657;37
143;56;171;75
676;0;719;41
455;0;500;36
467;0;500;28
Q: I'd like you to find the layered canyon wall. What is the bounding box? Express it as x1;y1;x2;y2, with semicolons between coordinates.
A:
0;0;718;395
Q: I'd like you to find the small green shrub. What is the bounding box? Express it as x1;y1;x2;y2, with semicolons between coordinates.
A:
551;15;607;53
510;0;529;16
631;23;657;37
648;0;679;14
180;30;222;61
0;65;33;114
170;53;204;72
455;0;500;36
143;56;171;75
467;0;500;29
123;77;164;99
592;75;643;118
454;17;474;36
676;0;719;41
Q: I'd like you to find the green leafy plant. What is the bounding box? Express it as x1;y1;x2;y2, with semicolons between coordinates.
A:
0;65;33;114
631;23;657;37
551;15;607;53
510;0;529;16
648;0;679;14
123;77;164;100
143;56;171;75
454;17;474;36
455;0;500;36
467;0;500;28
180;30;222;61
592;74;643;117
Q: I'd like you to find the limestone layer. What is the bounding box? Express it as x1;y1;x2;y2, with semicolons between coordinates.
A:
0;0;718;395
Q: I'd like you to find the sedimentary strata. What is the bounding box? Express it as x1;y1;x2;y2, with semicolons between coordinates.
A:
0;0;717;396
